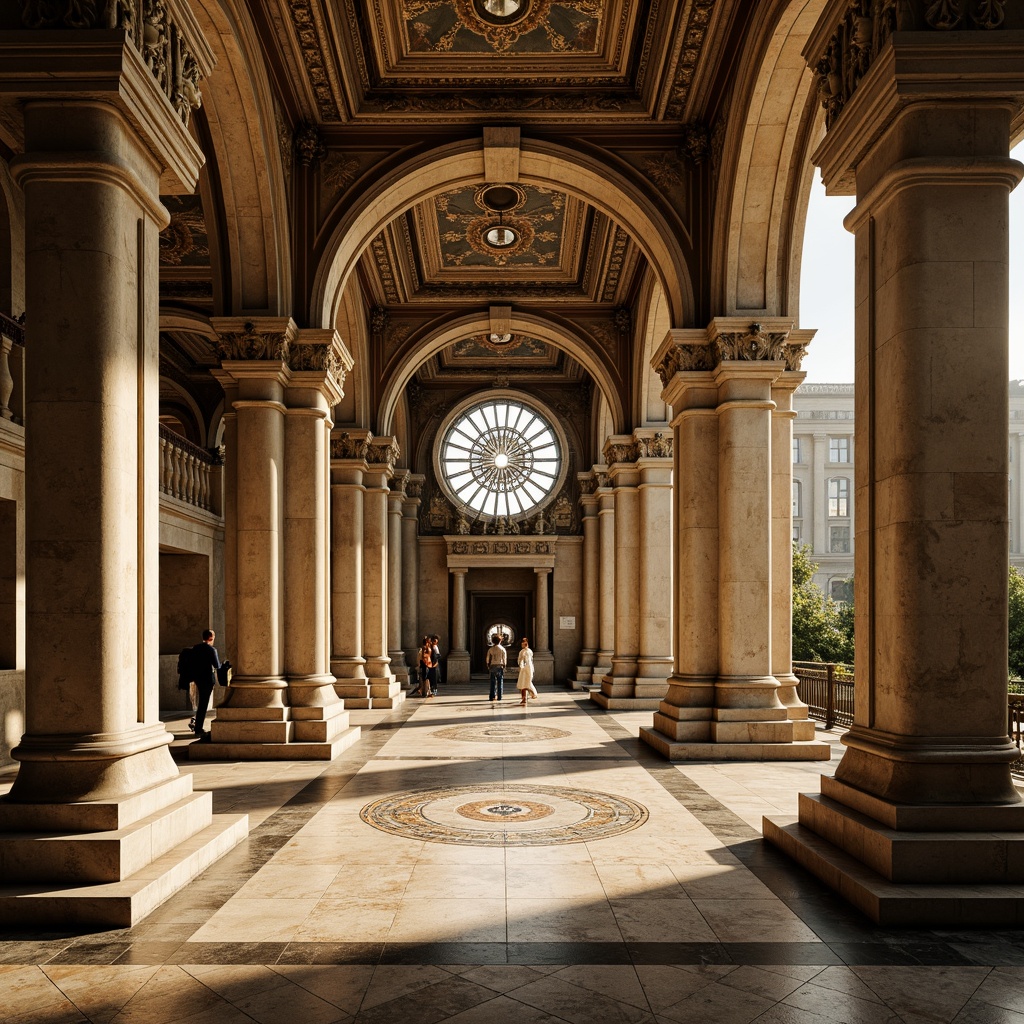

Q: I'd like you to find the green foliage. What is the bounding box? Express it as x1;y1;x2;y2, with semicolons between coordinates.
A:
1008;566;1024;680
791;544;854;664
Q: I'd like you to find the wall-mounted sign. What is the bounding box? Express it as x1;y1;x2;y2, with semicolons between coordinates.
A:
559;616;576;630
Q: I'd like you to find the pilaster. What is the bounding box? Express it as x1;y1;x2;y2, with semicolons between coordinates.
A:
763;13;1024;926
388;470;410;687
401;475;424;670
594;467;615;680
533;567;554;685
448;567;470;684
573;474;600;687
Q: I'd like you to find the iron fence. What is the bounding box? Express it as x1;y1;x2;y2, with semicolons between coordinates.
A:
792;661;854;730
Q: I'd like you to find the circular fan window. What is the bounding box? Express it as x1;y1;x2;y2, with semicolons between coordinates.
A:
436;395;565;522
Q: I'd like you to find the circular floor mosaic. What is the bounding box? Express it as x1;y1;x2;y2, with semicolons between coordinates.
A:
359;783;648;846
430;723;571;743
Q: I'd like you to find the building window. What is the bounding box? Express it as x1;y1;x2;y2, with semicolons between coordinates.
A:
437;395;563;520
829;436;850;462
830;578;853;604
792;525;801;543
830;526;851;553
792;481;801;518
828;477;849;518
792;437;803;464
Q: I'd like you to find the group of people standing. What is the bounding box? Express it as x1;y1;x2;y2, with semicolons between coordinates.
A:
414;634;442;698
486;634;537;706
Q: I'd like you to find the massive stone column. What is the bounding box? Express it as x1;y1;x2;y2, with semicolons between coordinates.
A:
401;475;424;670
595;440;640;705
772;372;814;734
330;432;370;707
593;432;673;709
765;16;1024;926
363;438;404;708
388;472;409;687
0;19;246;927
448;567;470;684
574;477;600;687
641;322;830;762
533;567;554;685
594;469;615;678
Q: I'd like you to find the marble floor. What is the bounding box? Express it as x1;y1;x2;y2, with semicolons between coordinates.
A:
1;691;1023;1023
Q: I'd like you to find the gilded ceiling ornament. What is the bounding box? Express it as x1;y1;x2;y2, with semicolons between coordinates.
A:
217;323;290;362
402;0;601;55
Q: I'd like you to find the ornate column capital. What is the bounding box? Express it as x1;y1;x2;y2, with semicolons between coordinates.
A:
289;328;354;406
602;435;640;466
366;436;401;477
804;4;1024;192
389;469;410;502
633;428;674;460
213;317;295;365
330;428;372;463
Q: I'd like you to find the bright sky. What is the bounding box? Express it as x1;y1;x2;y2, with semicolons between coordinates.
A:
799;142;1024;383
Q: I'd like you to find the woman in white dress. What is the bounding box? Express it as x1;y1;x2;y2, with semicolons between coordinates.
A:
516;637;538;705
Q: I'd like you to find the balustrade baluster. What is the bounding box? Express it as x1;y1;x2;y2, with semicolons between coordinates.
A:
0;336;14;421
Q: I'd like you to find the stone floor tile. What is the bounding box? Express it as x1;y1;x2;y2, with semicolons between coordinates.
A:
691;900;821;943
403;862;505;900
718;964;809;1001
358;964;454;1009
223;976;350;1024
388;898;508;943
656;978;777;1024
456;964;552;994
782;980;902;1024
548;964;651;1010
510;973;654;1024
42;965;161;1023
506;898;622;943
1;965;88;1021
969;967;1024;1014
506;863;606;900
234;865;343;900
595;862;688;900
349;975;496;1024
609;898;717;944
188;899;318;943
107;965;232;1024
438;993;570;1024
292;897;400;943
323;866;416;901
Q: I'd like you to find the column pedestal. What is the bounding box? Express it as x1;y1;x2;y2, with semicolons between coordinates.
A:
763;29;1024;925
0;30;247;927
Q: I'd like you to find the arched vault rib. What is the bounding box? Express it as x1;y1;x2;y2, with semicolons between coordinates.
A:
377;312;626;440
311;138;694;333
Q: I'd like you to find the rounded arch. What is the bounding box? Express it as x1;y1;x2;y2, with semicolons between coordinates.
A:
311;138;694;332
376;311;627;438
0;158;24;317
187;0;291;316
715;0;828;318
333;279;371;427
633;274;672;427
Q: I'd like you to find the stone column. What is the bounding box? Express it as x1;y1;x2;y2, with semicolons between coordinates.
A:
401;475;424;670
764;23;1024;926
448;567;470;684
574;478;600;686
811;432;827;555
281;331;358;753
634;433;674;700
533;567;554;685
208;321;291;748
1017;435;1024;554
772;368;814;736
363;437;404;707
641;322;830;762
593;468;615;681
387;472;409;687
330;432;370;707
0;23;245;927
596;439;641;705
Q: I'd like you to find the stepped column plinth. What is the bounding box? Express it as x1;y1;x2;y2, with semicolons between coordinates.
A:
641;322;830;762
0;24;246;927
764;25;1024;925
330;432;370;707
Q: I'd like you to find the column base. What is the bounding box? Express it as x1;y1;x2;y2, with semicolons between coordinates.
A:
763;812;1024;927
367;676;405;709
333;681;372;708
572;665;593;689
389;650;410;687
639;724;831;761
446;651;470;685
590;689;664;711
533;652;554;686
0;774;249;928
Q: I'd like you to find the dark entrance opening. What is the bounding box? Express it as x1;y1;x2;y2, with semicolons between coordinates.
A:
471;591;531;673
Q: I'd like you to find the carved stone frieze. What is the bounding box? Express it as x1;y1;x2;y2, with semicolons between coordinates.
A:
603;440;639;465
716;323;790;363
21;0;209;127
446;537;555;557
290;343;347;386
665;0;716;120
578;476;597;496
406;477;424;499
428;493;453;531
812;0;1007;130
331;431;370;460
217;322;290;363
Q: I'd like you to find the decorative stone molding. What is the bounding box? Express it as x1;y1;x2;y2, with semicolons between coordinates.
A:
405;476;424;499
636;432;673;459
578;475;597;496
366;437;401;473
216;321;291;363
654;321;807;387
290;343;347;385
603;438;639;466
20;0;211;127
294;122;326;167
680;122;710;164
448;538;552;557
811;0;1008;130
330;430;370;461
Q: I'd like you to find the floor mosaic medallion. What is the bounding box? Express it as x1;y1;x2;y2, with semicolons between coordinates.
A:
360;783;648;846
431;723;571;743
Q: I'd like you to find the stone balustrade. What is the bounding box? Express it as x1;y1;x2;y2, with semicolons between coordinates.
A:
158;425;222;515
0;313;25;425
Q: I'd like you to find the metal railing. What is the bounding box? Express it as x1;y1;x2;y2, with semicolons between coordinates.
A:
793;660;855;730
1010;695;1024;778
